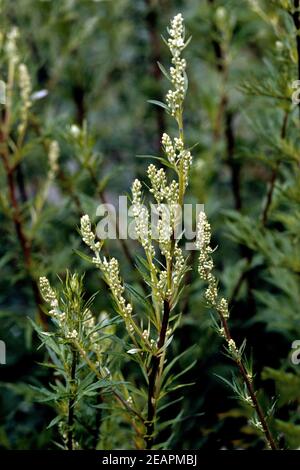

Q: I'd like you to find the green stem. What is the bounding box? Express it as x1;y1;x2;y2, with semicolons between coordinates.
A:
145;299;171;449
292;0;300;120
67;349;78;450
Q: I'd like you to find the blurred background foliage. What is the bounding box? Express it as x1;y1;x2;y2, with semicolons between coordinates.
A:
0;0;300;449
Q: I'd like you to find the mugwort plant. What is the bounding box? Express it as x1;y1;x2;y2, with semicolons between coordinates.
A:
38;13;278;450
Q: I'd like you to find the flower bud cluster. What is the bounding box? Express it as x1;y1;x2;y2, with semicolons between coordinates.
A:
196;212;230;319
166;14;187;116
80;215;133;321
18;63;32;134
161;133;192;189
48;141;59;179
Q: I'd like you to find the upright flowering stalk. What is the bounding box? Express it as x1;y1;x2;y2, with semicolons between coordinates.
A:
38;273;130;449
131;15;193;448
38;273;96;449
18;63;32;143
80;215;136;327
79;14;192;449
131;13;192;315
33;141;60;221
196;212;278;450
0;28;48;326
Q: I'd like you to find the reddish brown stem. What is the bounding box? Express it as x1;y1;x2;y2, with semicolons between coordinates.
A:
292;0;300;120
261;110;289;225
207;0;242;211
230;111;289;302
218;313;277;450
0;130;47;327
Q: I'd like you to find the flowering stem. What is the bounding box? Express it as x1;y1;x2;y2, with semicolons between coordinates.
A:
144;15;191;447
3;55;15;137
292;0;300;120
0;130;46;327
92;180;144;290
177;113;185;207
197;212;278;450
0;52;46;326
218;311;277;450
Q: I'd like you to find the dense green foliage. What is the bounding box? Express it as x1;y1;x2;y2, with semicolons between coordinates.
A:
0;0;300;450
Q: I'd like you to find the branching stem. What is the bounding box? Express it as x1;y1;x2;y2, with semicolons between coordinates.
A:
0;66;46;326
